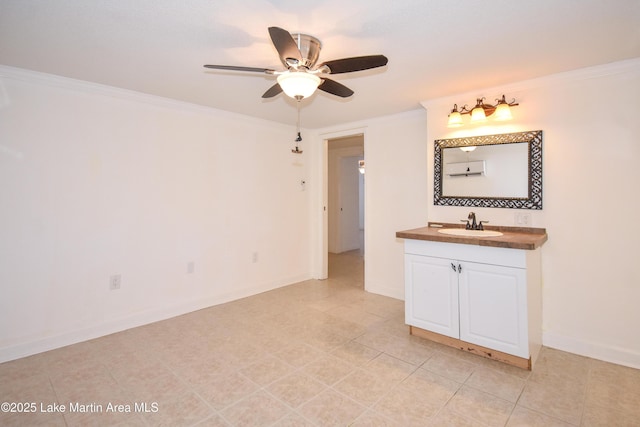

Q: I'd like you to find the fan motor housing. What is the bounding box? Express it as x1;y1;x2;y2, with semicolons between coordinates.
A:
287;33;322;69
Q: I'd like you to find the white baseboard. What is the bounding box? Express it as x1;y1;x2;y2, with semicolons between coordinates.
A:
543;331;640;369
365;284;404;302
0;274;309;364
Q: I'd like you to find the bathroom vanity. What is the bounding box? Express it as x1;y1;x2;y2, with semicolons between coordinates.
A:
396;223;547;369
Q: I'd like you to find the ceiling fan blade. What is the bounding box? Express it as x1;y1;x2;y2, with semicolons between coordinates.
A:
204;64;275;74
268;27;302;65
262;83;283;98
319;55;388;74
318;78;354;98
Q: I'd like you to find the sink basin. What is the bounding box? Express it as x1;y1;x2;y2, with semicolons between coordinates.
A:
438;228;504;237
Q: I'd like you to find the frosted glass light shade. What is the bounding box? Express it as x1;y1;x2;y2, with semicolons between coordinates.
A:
494;102;513;120
470;106;487;122
447;111;463;127
277;72;321;99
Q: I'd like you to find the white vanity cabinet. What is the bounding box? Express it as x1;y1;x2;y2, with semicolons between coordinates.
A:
403;238;543;369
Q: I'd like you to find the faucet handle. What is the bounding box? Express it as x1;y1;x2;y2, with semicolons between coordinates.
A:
460;219;471;229
477;220;489;230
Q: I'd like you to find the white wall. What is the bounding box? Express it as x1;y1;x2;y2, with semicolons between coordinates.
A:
0;67;311;362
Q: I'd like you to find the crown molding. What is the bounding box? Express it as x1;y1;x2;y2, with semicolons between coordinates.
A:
421;57;640;109
0;65;294;130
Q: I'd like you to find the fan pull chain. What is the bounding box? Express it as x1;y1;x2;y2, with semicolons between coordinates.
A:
292;99;303;154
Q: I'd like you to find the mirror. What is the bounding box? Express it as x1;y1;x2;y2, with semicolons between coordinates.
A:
434;130;542;209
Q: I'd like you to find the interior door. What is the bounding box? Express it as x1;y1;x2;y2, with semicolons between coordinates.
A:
339;156;361;252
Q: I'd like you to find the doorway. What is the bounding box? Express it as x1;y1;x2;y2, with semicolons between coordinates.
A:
327;134;364;281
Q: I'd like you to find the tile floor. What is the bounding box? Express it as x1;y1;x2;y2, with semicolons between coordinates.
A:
1;250;639;426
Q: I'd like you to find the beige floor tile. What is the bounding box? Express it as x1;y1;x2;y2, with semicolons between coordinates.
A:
139;390;213;426
354;330;396;353
588;357;640;390
238;355;296;386
372;315;411;337
446;385;514;426
266;371;327;408
195;371;259;410
372;369;459;424
350;409;400;426
302;353;356;385
518;378;585;425
194;413;233;427
0;411;68;427
464;366;526;403
585;375;640;418
62;397;148;427
529;346;590;385
581;403;639;427
302;329;351;352
325;304;386;328
220;390;290;426
273;342;326;368
365;353;417;382
382;334;436;366
428;406;485;426
333;368;396;407
401;368;461;400
506;406;573;426
298;389;366;426
331;340;381;365
271;412;317;426
122;370;190;405
373;385;441;425
422;351;476;383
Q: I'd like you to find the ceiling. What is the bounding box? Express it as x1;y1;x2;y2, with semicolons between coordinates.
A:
1;0;639;129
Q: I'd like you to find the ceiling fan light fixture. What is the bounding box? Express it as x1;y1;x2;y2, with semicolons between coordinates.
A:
277;72;321;99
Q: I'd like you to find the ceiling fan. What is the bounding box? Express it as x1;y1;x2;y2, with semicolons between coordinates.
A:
204;26;388;100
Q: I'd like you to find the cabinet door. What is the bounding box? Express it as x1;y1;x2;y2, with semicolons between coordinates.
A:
458;262;528;358
405;255;459;338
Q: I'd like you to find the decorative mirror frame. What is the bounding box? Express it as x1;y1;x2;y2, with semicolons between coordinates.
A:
434;130;543;209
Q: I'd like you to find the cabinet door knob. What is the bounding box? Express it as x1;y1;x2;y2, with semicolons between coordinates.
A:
458;264;462;273
451;263;457;272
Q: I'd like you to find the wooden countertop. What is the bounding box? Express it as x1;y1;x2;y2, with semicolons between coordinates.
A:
396;223;548;250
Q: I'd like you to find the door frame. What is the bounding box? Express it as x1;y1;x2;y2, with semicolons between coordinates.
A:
315;127;367;279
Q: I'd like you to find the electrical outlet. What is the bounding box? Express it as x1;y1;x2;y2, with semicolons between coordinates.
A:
252;252;258;263
187;261;195;274
109;274;121;290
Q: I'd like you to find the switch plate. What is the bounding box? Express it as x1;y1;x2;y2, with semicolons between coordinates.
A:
515;212;532;226
109;274;121;290
252;252;258;263
187;262;195;274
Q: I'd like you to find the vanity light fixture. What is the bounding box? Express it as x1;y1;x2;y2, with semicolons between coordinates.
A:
447;95;519;127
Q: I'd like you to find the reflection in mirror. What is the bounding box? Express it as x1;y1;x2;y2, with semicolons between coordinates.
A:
442;143;528;198
434;130;543;209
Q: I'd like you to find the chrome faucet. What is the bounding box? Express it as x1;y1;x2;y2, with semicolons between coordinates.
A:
463;212;487;230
